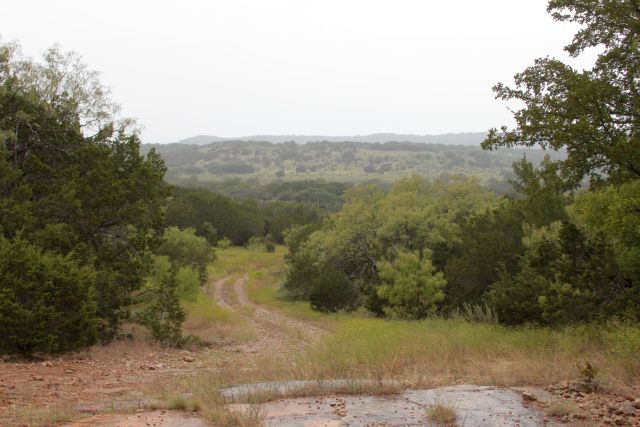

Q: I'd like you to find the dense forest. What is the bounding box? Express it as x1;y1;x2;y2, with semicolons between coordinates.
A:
1;0;639;358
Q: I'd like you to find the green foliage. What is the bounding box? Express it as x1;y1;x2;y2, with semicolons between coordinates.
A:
0;237;97;355
216;237;232;249
573;180;640;280
165;186;263;246
284;250;319;300
157;227;214;285
509;156;570;226
443;202;524;308
377;251;446;319
283;222;322;259
264;238;276;253
147;139;563;190
486;221;639;325
285;175;493;316
176;264;201;302
246;236;267;251
139;263;185;346
0;42;168;341
263;201;323;243
308;266;359;313
483;0;640;185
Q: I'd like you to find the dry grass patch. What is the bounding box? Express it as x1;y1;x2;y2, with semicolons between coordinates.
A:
545;399;581;417
181;281;257;344
426;401;458;426
150;375;265;426
298;318;640;392
8;401;80;426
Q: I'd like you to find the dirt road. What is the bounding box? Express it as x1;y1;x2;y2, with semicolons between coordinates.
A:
212;275;326;354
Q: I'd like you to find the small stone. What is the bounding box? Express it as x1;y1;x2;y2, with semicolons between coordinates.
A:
521;392;537;402
183;355;195;363
618;403;636;415
64;369;75;374
613;417;626;426
632;399;640;410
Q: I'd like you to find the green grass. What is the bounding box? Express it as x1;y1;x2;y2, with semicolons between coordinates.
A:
188;247;640;392
246;269;328;322
164;245;640;408
182;290;233;323
211;246;329;322
181;275;256;344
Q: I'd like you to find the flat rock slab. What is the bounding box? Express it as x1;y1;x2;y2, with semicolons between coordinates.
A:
222;379;400;401
230;384;545;426
65;410;209;427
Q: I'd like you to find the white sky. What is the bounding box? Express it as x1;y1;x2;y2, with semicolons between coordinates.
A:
1;1;587;143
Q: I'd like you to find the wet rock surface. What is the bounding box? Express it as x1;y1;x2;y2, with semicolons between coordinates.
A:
221;379;401;401
229;384;545;426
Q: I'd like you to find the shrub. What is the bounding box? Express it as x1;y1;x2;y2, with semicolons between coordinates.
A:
157;227;214;285
217;237;232;249
309;266;358;312
246;236;266;251
377;251;446;319
176;266;201;302
139;263;185;346
0;237;97;355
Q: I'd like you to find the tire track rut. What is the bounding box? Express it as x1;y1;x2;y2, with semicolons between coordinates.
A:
213;274;327;354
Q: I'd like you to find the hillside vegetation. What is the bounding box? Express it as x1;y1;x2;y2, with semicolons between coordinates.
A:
142;140;565;189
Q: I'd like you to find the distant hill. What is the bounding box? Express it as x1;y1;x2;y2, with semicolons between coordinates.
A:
142;140;565;195
174;132;487;146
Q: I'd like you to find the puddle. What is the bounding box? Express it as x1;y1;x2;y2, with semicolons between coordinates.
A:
222;379;400;401
228;384;545;426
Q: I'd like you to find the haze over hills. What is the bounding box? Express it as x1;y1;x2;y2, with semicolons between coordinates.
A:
174;132;487;145
143;138;566;200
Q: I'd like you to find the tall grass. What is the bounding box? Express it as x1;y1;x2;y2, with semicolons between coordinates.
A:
299;318;640;391
182;247;639;394
7;401;79;426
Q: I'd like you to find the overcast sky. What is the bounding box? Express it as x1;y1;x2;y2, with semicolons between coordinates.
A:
1;1;588;143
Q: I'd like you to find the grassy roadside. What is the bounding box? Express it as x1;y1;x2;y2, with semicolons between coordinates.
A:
158;246;640;425
185;247;640;391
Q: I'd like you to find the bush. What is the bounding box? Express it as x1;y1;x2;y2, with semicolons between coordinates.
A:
0;237;97;355
139;263;185;346
149;255;200;302
217;237;232;249
157;227;214;285
376;251;446;319
309;266;358;312
246;236;267;251
176;266;201;302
